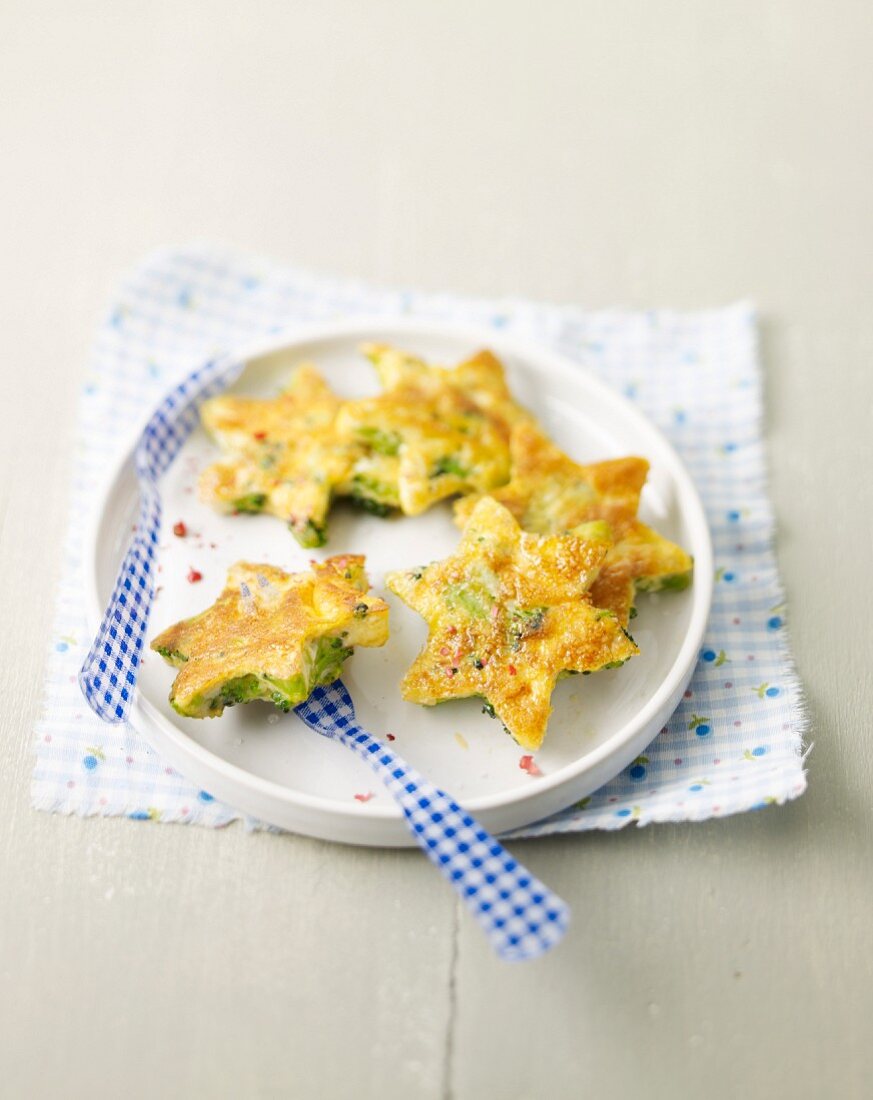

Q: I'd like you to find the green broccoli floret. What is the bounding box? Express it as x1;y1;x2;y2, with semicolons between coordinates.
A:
155;645;188;664
309;636;354;686
431;455;469;479
358;427;402;456
636;568;693;593
263;673;307;711
348;473;398;516
445;583;492;619
214;674;264;708
350;495;393;517
233;493;268;513
291;517;328;548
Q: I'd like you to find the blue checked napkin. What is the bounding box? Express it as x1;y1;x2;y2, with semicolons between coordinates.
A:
33;246;808;834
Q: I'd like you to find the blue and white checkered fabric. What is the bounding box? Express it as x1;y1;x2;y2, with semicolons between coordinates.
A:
78;354;245;722
34;245;808;833
297;682;568;960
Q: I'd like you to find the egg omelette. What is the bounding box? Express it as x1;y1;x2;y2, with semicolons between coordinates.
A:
151;556;389;718
386;497;638;751
454;420;693;625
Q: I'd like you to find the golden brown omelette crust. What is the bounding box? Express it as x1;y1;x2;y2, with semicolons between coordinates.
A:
198;364;358;547
335;343;529;516
386;498;638;751
454;421;693;624
150;556;388;717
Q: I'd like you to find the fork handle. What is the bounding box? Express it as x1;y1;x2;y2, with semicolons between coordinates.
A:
336;724;569;961
79;352;245;725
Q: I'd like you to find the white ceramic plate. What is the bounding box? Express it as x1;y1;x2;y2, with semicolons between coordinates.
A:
87;320;712;846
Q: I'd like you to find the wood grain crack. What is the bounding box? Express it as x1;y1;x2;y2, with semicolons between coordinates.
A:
441;897;460;1100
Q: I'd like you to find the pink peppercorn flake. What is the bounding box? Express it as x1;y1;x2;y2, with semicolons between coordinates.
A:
508;664;517;676
354;792;375;803
519;754;542;777
187;567;203;583
386;734;396;742
173;521;187;537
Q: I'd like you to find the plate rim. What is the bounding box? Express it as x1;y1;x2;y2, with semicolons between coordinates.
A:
84;316;713;841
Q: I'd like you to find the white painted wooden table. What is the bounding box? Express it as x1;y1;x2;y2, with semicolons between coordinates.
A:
1;3;870;1097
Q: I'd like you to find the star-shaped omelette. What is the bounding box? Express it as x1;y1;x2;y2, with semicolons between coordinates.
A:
335;343;526;516
198;364;358;547
151;556;389;718
454;421;693;625
386;497;639;751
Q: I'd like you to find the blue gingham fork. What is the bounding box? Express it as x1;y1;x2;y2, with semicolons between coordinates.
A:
78;346;570;961
296;681;569;961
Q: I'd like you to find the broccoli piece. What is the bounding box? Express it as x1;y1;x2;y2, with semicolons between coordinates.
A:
263;673;308;711
155;645;188;664
445;582;492;618
290;517;328;548
357;427;402;456
431;455;469;479
507;607;547;650
636;569;693;594
309;636;354;686
214;674;264;708
348;473;398;516
350;494;393;517
233;493;267;513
